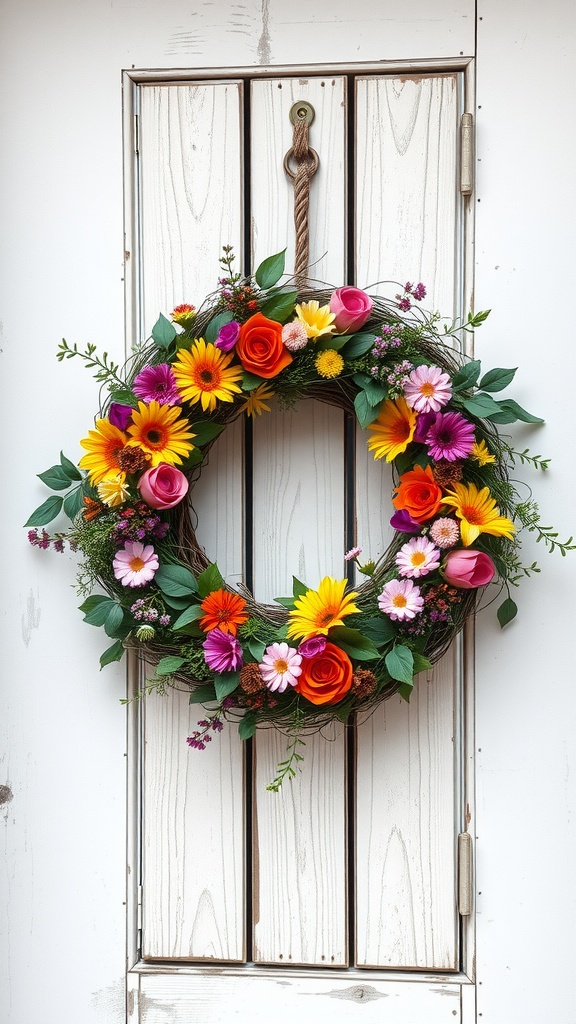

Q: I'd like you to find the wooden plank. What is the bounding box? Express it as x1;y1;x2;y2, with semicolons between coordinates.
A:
353;72;463;970
138;971;461;1023
249;75;349;966
139;81;246;961
355;654;458;969
142;685;246;960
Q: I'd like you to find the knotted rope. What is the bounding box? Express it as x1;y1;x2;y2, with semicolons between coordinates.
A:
283;116;319;289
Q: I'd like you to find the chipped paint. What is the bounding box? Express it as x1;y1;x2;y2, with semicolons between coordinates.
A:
0;784;13;807
327;984;388;1002
257;0;271;64
21;589;41;647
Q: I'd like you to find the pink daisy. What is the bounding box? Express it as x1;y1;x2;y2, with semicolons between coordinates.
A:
203;629;243;673
395;537;441;578
259;642;302;693
404;365;452;413
113;541;159;587
425;411;476;462
345;546;363;561
378;578;424;621
282;322;308;352
429;517;460;549
133;363;181;405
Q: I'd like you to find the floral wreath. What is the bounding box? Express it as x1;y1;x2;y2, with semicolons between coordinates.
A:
27;247;573;789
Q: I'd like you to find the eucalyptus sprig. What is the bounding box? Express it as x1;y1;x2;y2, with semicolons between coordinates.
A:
56;339;125;391
266;710;306;793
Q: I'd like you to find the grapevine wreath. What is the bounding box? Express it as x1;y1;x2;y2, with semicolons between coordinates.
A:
27;247;572;788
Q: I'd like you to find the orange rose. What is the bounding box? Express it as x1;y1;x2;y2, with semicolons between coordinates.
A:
392;464;443;522
236;313;293;378
295;642;353;705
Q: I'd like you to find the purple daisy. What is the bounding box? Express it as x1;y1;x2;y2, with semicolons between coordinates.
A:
425;411;476;462
202;628;243;674
133;363;181;405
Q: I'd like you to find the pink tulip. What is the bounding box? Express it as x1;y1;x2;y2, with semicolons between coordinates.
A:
443;549;496;589
329;286;373;333
138;463;189;510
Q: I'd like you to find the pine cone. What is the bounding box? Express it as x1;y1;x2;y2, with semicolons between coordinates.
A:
352;668;377;700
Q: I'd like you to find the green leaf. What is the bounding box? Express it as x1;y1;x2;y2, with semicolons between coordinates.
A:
79;594;110;614
83;596;118;627
156;655;186;676
274;596;296;609
361;616;397;646
172;604;203;630
214;671;240;701
467;308;491;327
488;399;544;424
238;711;257;740
248;638;266;662
107;390;137;407
255;249;286;289
104;603;125;637
24;495;64;527
242;371;266;392
462;392;503;419
59;451;82;481
451;359;481;391
162;593;196;611
412;652;433;675
184;447;204;468
188;684;217;704
37;465;74;490
63;486;85;521
315;333;348;352
205;310;234;344
197;563;225;599
354;390;381;429
260;289;298;322
155;564;198;598
329;626;380;661
497;597;518;628
100;639;125;669
341;332;376;359
398;681;414;702
385;645;415;685
478;366;517;393
190;420;226;447
292;576;308;599
151;313;177;349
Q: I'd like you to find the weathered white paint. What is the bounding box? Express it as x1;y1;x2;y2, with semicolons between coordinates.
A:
2;2;575;1023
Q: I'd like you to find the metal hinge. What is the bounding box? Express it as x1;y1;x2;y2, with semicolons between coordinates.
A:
460;113;474;196
458;832;473;915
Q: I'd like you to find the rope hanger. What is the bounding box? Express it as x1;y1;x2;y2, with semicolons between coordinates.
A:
283;101;319;289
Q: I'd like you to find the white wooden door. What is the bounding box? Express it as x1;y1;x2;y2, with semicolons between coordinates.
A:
129;67;474;1020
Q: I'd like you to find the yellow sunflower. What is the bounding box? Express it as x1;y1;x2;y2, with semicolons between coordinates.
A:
239;383;274;417
366;397;417;462
441;481;515;546
127;401;195;467
287;576;360;641
172;338;243;413
79;419;129;485
295;301;336;339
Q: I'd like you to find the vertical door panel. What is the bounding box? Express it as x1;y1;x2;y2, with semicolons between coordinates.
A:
139;83;246;960
353;73;461;969
250;76;349;965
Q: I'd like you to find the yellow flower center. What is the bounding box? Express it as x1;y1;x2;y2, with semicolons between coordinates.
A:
317;609;336;626
392;594;408;608
129;557;145;572
274;659;289;675
410;551;426;566
420;382;435;397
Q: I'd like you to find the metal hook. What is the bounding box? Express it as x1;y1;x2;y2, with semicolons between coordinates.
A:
283;146;320;181
289;101;315;127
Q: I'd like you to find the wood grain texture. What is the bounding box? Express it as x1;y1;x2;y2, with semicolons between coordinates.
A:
139;82;244;330
355;654;459;969
142;685;245;961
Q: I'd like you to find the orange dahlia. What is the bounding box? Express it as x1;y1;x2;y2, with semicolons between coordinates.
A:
199;589;249;635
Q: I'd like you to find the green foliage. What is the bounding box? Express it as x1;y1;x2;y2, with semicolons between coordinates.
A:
100;639;125;669
25;495;64;527
214;671;240;701
205;311;233;344
155;564;198;598
497;598;518;628
197;563;225;599
151;313;177;350
385;645;415;685
238;711;258;740
56;339;125;390
255;248;286;289
260;289;298;321
329;626;380;661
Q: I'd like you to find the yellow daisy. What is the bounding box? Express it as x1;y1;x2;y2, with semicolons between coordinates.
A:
366;397;417;462
287;576;360;641
239;383;274;417
172;338;243;413
127;401;195;467
441;481;515;546
294;301;336;339
316;349;344;379
79;419;129;485
97;473;130;507
470;439;497;465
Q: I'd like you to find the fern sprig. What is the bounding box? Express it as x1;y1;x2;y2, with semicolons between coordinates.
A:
57;339;125;390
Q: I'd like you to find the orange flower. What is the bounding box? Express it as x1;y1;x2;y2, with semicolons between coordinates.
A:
367;397;417;462
236;313;293;379
199;589;249;635
295;642;353;706
393;464;444;523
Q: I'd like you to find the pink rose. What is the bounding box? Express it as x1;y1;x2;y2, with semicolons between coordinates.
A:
138;463;189;510
443;549;496;589
329;286;373;333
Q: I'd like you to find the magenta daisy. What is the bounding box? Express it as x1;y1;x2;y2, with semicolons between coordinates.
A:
345;546;363;561
202;629;243;673
425;411;476;462
259;642;302;693
429;517;460;549
395;537;441;578
113;541;159;587
404;365;452;413
133;364;181;405
378;578;424;620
